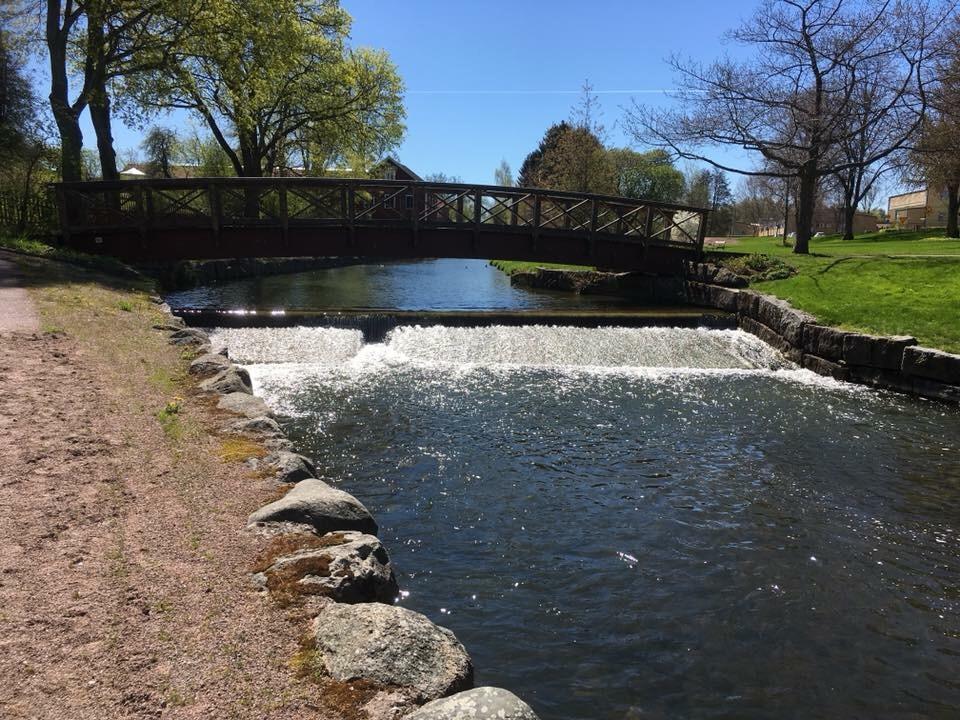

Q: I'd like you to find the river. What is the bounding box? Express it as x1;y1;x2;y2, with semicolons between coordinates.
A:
181;261;960;719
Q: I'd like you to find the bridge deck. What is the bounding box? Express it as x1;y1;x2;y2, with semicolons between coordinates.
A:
52;178;709;272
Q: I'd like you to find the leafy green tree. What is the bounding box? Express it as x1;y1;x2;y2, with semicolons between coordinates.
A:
608;148;684;202
494;159;513;187
518;122;569;188
130;0;405;179
0;31;57;232
141;126;180;178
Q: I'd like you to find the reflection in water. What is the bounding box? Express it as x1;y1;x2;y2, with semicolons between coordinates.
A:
166;259;647;311
210;325;960;720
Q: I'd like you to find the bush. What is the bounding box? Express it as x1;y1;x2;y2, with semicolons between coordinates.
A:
722;253;798;282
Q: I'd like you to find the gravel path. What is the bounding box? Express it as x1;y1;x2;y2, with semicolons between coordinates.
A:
0;255;39;332
0;257;346;719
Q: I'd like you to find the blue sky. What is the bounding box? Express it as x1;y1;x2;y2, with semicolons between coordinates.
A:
75;1;765;187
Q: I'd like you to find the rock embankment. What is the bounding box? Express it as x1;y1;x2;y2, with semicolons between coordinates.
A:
149;300;541;719
508;266;687;303
686;272;960;402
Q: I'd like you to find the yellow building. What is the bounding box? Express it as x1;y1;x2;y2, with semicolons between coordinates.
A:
753;208;878;237
887;187;952;229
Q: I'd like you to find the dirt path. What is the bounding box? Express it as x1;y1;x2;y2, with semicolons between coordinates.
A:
0;255;39;332
0;254;339;719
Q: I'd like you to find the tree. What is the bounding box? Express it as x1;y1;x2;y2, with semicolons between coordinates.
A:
131;0;405;180
494;159;513;187
141;126;180;178
0;30;56;233
908;32;960;237
625;0;942;254
553;82;615;194
182;132;234;177
518;122;569;188
608;148;685;202
37;0;191;182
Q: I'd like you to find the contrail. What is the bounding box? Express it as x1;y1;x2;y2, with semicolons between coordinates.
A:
406;89;671;95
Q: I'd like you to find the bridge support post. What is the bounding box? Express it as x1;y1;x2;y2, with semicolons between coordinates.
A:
472;189;481;250
346;185;356;247
279;182;289;249
209;184;222;247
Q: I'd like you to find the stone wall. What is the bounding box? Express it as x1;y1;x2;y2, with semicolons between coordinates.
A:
509;267;687;303
686;279;960;403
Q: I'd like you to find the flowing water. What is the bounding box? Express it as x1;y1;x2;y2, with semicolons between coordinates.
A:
209;323;960;720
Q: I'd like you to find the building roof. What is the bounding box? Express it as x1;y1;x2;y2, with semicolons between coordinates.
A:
373;157;422;181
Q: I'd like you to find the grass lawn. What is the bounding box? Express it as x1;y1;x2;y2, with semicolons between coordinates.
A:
714;228;960;353
490;259;595;275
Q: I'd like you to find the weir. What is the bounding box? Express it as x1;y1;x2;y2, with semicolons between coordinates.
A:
180;307;736;342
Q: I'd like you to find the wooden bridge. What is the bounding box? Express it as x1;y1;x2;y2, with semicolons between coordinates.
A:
52;178;709;272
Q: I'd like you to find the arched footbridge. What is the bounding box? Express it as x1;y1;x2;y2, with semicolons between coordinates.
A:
53;178;710;272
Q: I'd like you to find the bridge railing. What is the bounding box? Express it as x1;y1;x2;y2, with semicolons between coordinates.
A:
52;178;709;251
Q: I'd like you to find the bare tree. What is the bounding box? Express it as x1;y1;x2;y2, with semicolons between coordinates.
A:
625;0;945;253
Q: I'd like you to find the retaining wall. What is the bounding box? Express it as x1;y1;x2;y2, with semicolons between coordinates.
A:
686;280;960;403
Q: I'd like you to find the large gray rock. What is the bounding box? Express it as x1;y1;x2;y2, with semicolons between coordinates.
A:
168;327;209;346
843;333;917;371
901;346;960;385
266;450;316;483
200;366;253;394
312;603;473;701
406;687;540;720
248;478;377;535
225;415;285;437
253;531;398;604
189;352;232;378
218;392;272;418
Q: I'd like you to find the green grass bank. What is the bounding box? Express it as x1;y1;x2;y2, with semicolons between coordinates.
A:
712;229;960;353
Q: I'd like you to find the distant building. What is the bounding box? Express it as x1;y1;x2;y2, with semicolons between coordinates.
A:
119;163;200;179
753;207;878;237
887;187;954;229
370;157;422;182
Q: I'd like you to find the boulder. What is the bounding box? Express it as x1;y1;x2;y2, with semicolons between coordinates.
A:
200;366;253;395
189;352;232;378
248;478;377;535
152;320;185;331
168;330;205;345
312;603;473;701
225;415;285;437
842;333;917;371
218;392;272;418
712;267;748;288
901;346;960;385
267;450;316;483
168;328;209;346
802;324;849;362
253;531;398;604
406;687;541;720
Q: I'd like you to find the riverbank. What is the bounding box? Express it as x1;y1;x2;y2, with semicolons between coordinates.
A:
712;229;960;353
0;250;368;718
493;229;960;354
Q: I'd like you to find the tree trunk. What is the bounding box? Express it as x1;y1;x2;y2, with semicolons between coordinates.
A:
782;182;791;247
240;140;263;218
947;183;960;239
842;201;857;241
89;90;119;181
793;165;817;255
46;1;86;185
